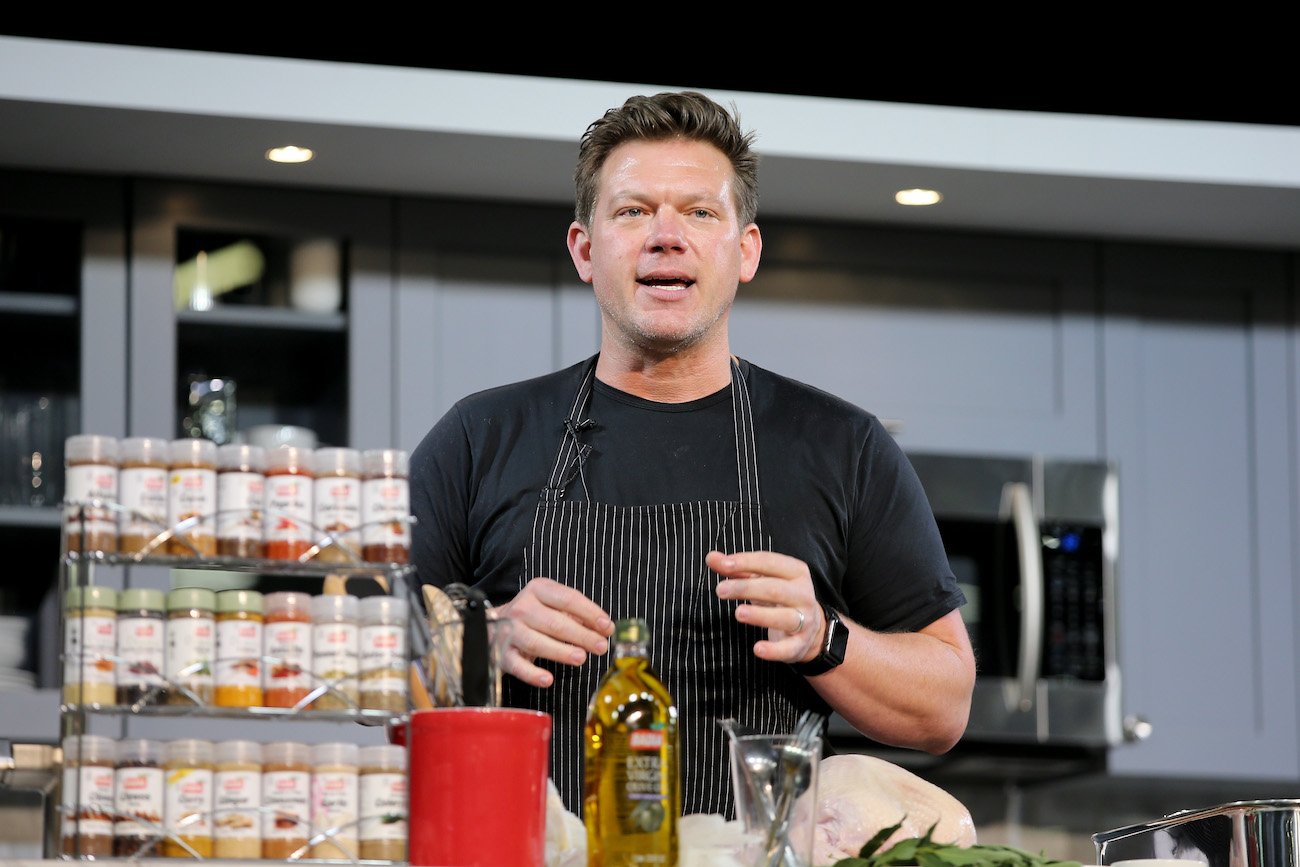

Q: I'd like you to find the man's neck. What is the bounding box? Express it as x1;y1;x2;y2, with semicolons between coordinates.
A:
594;343;734;403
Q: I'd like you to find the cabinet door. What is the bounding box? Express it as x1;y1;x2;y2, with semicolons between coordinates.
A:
1102;244;1297;780
392;199;598;453
130;180;394;450
731;221;1102;458
0;169;129;733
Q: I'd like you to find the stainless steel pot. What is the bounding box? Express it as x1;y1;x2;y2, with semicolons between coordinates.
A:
1093;799;1300;867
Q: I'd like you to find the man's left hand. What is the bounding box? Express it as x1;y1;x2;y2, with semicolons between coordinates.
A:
707;549;824;665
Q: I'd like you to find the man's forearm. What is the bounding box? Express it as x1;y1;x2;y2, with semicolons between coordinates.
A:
806;609;975;754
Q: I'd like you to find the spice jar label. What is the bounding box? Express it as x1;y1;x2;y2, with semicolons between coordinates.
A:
359;772;407;841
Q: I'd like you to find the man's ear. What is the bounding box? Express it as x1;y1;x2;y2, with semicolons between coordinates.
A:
738;223;762;284
567;222;594;284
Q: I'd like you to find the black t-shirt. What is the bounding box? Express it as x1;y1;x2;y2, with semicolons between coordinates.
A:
410;354;963;633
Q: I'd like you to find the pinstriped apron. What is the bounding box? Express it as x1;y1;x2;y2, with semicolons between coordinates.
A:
506;356;804;818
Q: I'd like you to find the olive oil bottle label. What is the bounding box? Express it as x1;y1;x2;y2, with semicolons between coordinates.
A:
618;729;668;833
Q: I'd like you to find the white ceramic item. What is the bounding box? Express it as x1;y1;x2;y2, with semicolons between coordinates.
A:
243;424;318;451
289;237;342;313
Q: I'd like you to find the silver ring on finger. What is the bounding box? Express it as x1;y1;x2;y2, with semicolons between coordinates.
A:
792;608;806;635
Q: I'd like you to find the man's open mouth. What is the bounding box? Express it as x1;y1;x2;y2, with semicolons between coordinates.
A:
639;277;694;289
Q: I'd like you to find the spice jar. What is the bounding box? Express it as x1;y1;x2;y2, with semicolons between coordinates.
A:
60;734;116;858
214;589;264;708
260;740;311;860
63;433;119;554
309;741;360;860
264;445;315;561
117;435;170;555
263;590;314;709
312;447;363;562
167;437;218;557
113;738;164;858
358;743;407;862
361;448;410;564
359;595;409;713
213;739;262;860
166;587;216;705
62;585;117;707
163;738;214;858
116;587;167;707
216;443;265;558
311;592;360;710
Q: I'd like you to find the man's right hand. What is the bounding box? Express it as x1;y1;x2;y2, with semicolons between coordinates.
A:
494;577;614;688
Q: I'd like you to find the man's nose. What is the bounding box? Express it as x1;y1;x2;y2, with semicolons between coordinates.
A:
646;208;687;251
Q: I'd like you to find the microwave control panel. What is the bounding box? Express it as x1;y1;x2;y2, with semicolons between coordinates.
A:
1040;523;1105;680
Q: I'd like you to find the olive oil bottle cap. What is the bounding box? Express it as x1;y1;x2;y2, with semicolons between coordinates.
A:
614;617;648;642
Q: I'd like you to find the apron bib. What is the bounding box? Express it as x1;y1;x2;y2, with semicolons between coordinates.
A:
507;356;804;817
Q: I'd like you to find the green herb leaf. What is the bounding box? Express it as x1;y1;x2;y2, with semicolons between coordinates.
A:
828;814;1085;867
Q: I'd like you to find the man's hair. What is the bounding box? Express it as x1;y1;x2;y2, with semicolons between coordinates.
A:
574;91;759;229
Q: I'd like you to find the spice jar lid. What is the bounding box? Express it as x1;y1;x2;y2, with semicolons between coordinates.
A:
215;739;263;765
64;433;119;464
311;741;359;767
62;734;116;763
313;447;361;477
217;443;266;472
167;586;217;612
262;740;311;766
359;594;409;623
216;588;264;615
116;737;163;765
362;448;408;477
118;587;166;613
119;436;170;465
169;436;217;465
310;592;358;621
359;744;407;770
266;445;313;475
265;590;312;616
64;585;118;610
165;738;214;765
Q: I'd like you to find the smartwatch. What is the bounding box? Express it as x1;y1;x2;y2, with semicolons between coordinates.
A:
790;603;848;676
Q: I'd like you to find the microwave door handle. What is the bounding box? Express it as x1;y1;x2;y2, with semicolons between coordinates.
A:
1002;481;1043;713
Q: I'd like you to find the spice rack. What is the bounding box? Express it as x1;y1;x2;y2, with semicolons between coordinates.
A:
56;505;418;864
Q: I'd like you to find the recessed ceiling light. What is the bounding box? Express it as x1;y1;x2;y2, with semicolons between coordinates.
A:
265;145;314;164
895;188;943;206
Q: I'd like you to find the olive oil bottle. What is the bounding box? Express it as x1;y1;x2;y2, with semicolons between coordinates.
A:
584;617;680;867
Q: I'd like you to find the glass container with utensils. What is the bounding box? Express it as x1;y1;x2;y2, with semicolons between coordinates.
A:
726;712;824;867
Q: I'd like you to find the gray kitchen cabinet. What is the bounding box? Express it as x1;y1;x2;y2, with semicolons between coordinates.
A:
1101;244;1297;781
391;207;1103;463
731;221;1103;459
0;169;128;737
129;179;396;450
392;199;599;454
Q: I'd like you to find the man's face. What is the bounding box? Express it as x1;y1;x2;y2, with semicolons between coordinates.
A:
567;138;761;358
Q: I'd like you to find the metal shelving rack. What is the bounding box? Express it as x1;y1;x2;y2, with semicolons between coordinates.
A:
56;504;417;863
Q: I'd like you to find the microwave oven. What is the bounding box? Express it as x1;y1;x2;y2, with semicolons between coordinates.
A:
906;452;1126;749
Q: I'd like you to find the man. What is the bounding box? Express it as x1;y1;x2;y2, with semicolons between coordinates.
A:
410;90;975;818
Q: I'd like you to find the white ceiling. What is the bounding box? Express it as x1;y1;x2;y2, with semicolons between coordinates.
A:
3;36;1300;253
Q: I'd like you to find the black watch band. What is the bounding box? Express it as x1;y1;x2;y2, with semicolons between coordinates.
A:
790;603;848;676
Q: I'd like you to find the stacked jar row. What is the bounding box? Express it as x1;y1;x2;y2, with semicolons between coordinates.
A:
60;734;407;862
64;586;409;714
63;434;411;563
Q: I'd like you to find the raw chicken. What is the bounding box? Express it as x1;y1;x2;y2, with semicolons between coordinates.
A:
812;754;977;865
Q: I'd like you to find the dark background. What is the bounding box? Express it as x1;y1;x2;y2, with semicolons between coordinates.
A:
5;28;1297;128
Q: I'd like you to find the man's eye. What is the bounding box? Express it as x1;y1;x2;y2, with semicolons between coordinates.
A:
622;207;644;217
693;209;714;219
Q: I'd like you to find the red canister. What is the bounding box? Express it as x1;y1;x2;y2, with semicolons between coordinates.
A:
406;707;551;867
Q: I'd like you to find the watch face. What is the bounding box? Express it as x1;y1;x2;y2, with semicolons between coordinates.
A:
825;609;848;665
